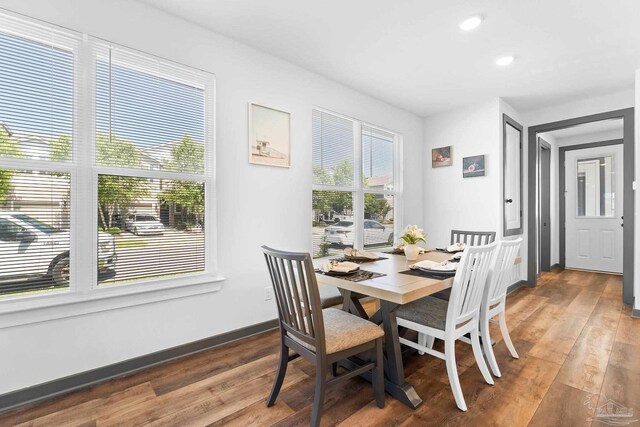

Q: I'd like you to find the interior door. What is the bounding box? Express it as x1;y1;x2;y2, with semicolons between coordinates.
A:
565;145;623;273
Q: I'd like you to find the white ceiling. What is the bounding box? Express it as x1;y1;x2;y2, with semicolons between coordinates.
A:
139;0;640;116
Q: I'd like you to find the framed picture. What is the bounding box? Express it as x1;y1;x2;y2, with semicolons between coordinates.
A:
462;154;486;178
432;146;452;167
249;103;291;167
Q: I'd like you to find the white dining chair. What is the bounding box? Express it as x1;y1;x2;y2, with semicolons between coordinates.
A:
480;238;523;377
395;243;497;411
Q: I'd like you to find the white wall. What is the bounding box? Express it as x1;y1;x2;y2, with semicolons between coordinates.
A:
0;0;424;394
422;99;501;247
555;128;623;147
422;99;527;281
523;89;635;126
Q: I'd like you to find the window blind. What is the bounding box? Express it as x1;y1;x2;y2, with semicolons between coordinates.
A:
0;10;216;300
94;43;211;286
312;109;399;258
362;125;394;191
312;110;354;187
0;14;79;296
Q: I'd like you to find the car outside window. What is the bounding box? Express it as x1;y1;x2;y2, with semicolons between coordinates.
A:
0;219;21;242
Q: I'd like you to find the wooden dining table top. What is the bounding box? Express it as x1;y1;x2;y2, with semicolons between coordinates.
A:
314;250;456;305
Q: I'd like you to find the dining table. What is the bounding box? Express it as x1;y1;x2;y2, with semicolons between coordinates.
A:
314;249;457;409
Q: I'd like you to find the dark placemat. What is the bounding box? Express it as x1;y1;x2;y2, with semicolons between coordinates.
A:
382;249;404;255
330;256;388;264
382;249;432;255
315;269;386;282
435;248;464;254
399;269;454;280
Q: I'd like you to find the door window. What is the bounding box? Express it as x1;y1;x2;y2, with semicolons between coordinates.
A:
576;156;614;217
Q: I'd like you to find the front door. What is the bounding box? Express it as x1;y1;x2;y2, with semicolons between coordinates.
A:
565;144;623;273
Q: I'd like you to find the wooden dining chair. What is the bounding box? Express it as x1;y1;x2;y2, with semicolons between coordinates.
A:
451;229;496;246
480;238;523;377
395;243;497;411
261;246;385;426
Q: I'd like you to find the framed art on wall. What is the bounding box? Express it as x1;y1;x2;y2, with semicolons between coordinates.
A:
432;146;452;167
462;154;486;177
249;103;291;167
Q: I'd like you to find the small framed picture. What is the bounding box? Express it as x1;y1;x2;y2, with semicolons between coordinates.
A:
462;155;486;178
249;103;291;167
432;146;452;167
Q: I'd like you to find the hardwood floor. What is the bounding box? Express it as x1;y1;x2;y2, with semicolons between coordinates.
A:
1;269;638;426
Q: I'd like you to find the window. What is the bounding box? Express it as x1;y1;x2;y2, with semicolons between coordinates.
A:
0;11;216;302
94;42;212;286
312;109;400;258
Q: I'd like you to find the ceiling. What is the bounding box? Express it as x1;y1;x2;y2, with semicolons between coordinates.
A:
139;0;640;116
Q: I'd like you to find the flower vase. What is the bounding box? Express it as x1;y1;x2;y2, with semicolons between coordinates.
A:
404;244;420;261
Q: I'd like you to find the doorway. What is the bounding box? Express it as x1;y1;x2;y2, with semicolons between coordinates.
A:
538;139;551;272
527;108;634;306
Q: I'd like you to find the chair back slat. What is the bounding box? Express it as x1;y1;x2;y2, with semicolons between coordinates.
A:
262;246;324;348
296;259;315;337
486;238;523;305
447;243;497;326
451;230;496;247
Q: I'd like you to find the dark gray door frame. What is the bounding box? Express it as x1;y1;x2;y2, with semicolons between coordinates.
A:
559;139;623;269
527;108;634;307
538;138;551;273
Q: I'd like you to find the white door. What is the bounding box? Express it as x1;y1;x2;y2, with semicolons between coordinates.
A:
565;145;623;273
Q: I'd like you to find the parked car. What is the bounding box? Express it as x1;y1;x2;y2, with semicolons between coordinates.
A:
0;212;116;287
324;219;394;247
124;215;165;236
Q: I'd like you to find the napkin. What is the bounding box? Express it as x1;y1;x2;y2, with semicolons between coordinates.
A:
344;248;378;259
446;242;466;252
321;261;360;273
411;260;457;272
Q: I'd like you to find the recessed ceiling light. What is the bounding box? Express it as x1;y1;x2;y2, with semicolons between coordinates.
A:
459;15;483;31
495;55;515;66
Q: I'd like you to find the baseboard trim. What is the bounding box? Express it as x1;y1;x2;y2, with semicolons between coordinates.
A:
0;318;279;413
632;308;640;319
507;280;528;294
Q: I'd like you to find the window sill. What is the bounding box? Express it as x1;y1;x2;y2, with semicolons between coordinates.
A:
0;275;225;329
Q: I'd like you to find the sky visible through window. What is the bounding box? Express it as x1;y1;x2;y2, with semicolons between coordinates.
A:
0;31;204;148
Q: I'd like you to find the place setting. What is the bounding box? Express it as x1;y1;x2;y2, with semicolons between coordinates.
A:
400;259;458;280
315;258;386;282
331;248;388;263
434;242;466;254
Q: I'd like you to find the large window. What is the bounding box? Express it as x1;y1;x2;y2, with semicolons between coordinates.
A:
0;12;215;301
312;109;399;258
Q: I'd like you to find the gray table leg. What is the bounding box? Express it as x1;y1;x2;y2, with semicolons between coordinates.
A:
378;299;422;409
338;290;423;409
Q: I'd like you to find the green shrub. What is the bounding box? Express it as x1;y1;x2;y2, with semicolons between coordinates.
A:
107;227;121;235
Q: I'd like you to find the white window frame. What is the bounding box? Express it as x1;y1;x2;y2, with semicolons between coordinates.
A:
311;107;402;253
0;12;222;326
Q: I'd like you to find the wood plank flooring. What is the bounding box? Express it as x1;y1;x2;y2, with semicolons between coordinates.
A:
1;269;638;426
